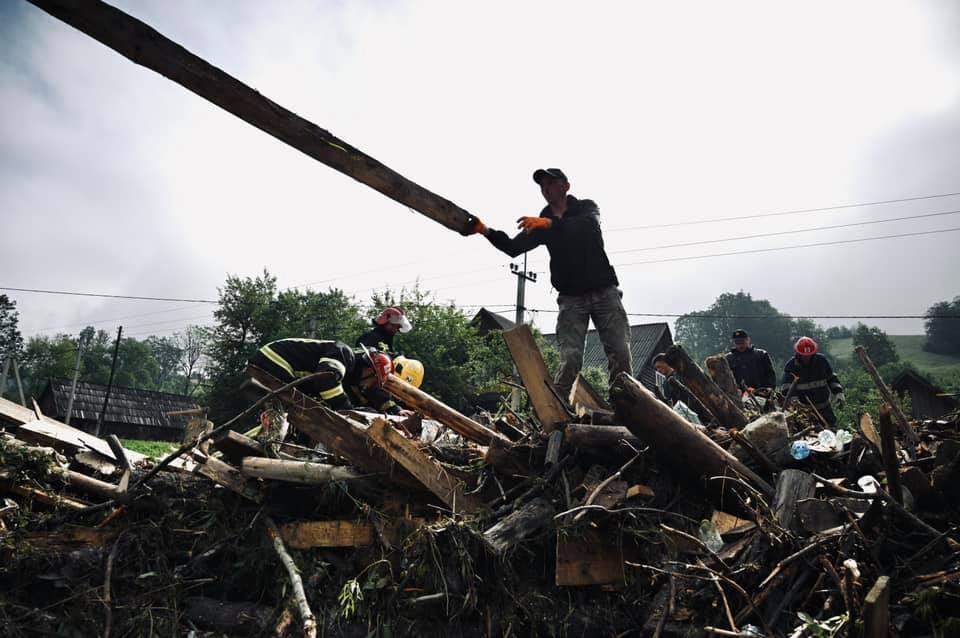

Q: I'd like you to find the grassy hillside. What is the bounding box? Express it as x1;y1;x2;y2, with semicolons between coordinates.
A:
829;335;960;375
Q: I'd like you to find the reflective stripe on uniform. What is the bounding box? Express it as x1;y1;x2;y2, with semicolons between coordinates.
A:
380;399;398;412
260;345;297;378
316;357;347;378
319;385;345;400
795;379;828;391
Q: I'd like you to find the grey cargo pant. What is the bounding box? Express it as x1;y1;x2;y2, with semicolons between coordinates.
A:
555;286;632;399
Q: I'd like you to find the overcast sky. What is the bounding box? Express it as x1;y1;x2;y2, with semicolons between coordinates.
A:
2;0;958;345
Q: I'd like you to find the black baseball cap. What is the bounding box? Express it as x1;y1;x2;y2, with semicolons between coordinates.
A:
532;168;568;184
731;329;749;339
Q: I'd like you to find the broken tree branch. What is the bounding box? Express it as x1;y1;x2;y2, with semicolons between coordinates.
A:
855;345;919;448
265;516;317;638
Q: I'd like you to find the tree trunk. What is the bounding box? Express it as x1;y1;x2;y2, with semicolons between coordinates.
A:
608;373;773;498
240;457;363;485
26;0;477;236
704;355;743;408
381;374;509;445
564;424;641;451
665;345;748;428
771;469;817;531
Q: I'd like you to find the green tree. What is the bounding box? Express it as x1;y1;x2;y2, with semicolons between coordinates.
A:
825;325;853;340
0;294;23;360
146;335;183;391
674;291;825;365
852;323;899;367
924;297;960;355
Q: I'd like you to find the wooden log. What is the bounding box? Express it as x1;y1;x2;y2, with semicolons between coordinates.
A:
855;346;919;447
545;429;564;467
609;373;773;497
0;481;89;510
862;576;890;638
664;345;747;428
878;405;903;504
564;424;641;451
183;597;275;637
483;437;534;476
190;450;262;503
771;469;817;531
556;528;624;587
381;374;509;445
65;469;128;501
279;517;428;549
366;418;480;513
501;325;569;432
212;430;266;465
704;355;744;408
26;0;477;236
240;457;362;485
181;417;213;454
483;496;555;554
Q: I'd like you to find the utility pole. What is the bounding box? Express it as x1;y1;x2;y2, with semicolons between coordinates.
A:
510;254;537;409
94;326;123;437
65;333;88;425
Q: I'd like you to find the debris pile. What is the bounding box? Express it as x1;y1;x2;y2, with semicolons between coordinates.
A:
1;329;959;637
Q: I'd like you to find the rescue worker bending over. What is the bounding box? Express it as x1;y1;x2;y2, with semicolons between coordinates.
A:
725;329;777;397
248;338;404;415
357;307;412;353
781;337;845;426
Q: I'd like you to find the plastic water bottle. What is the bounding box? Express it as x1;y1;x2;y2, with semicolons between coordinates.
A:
698;519;724;553
741;625;764;638
836;430;853;446
818;429;838;450
790;440;811;460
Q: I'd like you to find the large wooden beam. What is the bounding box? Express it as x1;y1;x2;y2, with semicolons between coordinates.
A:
704;355;743;408
240;457;363;485
664;345;748;428
502;325;569;432
381;374;509;445
26;0;477;235
366;418;480;513
279;518;428;550
609;373;773;497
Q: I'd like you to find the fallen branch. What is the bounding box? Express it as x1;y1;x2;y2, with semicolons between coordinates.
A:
265;516;316;638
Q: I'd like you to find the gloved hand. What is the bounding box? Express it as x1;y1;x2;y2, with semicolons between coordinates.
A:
517;216;552;233
462;216;488;236
834;392;846;406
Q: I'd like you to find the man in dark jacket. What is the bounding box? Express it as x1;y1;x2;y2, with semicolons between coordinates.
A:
247;338;403;415
725;329;777;396
467;168;631;399
357;306;412;353
781;336;845;426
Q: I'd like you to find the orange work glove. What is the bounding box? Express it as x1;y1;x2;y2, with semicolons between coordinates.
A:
462;216;487;236
517;216;552;234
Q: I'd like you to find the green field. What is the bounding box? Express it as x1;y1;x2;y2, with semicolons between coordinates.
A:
121;439;178;459
829;335;960;375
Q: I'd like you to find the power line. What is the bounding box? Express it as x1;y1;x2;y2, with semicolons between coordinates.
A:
0;287;218;304
613;226;960;267
27;304;202;333
608;209;960;255
526;309;958;319
606;190;960;232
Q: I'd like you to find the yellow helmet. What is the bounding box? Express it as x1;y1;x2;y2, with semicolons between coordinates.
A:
393;356;424;388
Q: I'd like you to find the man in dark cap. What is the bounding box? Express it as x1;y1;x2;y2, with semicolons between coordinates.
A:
465;168;631;399
725;329;776;397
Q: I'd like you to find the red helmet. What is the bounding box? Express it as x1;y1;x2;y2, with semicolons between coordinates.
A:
369;351;394;380
794;337;818;356
374;307;412;333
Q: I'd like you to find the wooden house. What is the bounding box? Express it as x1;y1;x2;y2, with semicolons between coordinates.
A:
37;378;199;442
891;369;959;420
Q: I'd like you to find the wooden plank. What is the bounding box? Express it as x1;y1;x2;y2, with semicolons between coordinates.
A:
484;497;555;554
190;451;262;503
240;457;363;485
556;528;625;587
279;518;428;550
27;0;477;236
366;418;479;513
381;374;509;445
565;424;641;451
862;575;890;638
502;325;569;432
569;373;610;412
664;345;747;428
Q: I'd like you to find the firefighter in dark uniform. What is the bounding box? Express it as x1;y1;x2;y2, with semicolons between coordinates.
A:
247;338;403;415
781;336;845;426
725;329;777;396
357;307;412;353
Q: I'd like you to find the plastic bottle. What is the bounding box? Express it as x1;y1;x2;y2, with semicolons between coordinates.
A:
818;429;838;450
836;429;853;446
698;519;724;553
790;440;811;460
740;625;764;638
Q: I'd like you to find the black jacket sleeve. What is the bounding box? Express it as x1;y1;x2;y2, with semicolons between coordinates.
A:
484;227;545;257
759;351;777;389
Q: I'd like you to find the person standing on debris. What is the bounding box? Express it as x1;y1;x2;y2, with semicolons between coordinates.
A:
357;306;412;353
781;337;845;426
725;329;777;397
247;338;406;415
466;167;631;399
